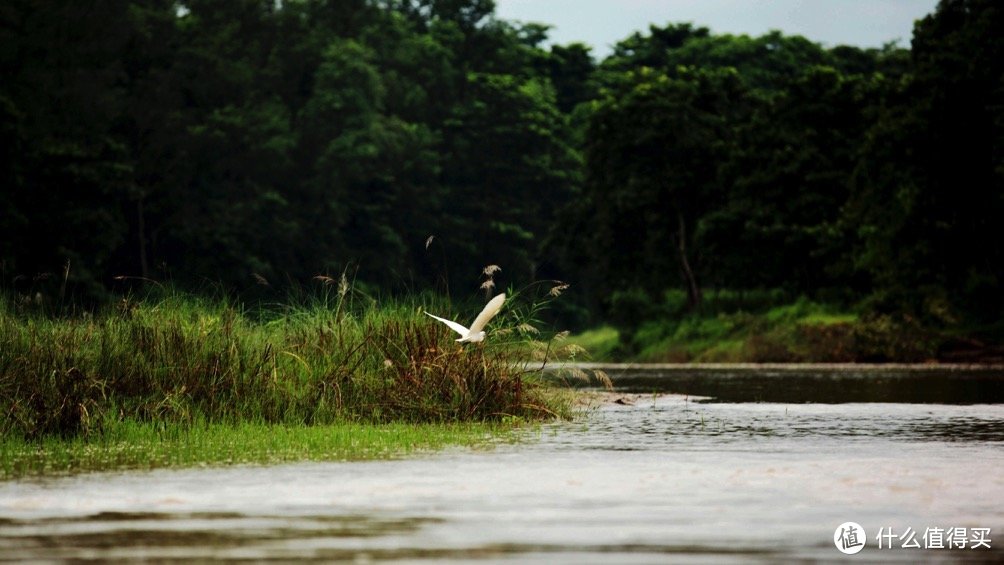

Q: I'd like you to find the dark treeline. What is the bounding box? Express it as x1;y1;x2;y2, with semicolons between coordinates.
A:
1;0;1001;334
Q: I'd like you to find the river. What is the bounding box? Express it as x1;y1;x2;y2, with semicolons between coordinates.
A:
2;366;1002;562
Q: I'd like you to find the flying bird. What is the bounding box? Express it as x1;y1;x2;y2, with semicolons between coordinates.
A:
424;293;506;343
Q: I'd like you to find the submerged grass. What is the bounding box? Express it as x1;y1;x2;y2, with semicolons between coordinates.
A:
0;286;573;470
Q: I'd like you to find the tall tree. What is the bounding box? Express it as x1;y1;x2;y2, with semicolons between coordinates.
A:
847;0;1003;323
583;67;744;310
701;66;880;296
0;0;135;297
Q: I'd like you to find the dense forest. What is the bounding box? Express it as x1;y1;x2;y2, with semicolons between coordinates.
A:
1;0;1001;341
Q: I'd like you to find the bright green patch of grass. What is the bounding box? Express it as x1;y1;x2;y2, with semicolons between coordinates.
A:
691;339;746;362
570;294;937;362
0;419;518;479
562;325;620;361
799;312;858;325
762;297;848;324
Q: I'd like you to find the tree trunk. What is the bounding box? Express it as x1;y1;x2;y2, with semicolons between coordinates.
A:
675;210;702;309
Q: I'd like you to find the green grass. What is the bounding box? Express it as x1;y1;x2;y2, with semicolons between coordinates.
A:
0;287;573;446
799;312;858;325
562;326;620;361
571;294;939;363
0;418;518;479
0;417;522;479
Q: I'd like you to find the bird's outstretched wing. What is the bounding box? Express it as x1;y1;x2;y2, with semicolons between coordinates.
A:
468;293;506;334
424;311;470;338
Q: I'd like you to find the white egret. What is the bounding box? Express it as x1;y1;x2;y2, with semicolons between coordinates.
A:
424;293;506;343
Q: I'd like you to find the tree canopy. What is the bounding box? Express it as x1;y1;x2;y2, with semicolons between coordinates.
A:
1;0;1000;332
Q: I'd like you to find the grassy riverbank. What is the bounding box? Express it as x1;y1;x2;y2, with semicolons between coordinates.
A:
570;295;1003;363
0;419;513;479
0;287;573;476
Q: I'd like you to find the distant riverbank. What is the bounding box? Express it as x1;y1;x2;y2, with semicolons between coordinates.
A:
566;297;1003;364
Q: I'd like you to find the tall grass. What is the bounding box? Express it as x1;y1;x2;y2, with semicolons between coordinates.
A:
0;286;572;440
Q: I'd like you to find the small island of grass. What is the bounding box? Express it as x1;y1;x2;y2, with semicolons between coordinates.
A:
0;288;574;479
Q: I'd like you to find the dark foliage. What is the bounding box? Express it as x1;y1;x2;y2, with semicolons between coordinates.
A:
1;0;1000;337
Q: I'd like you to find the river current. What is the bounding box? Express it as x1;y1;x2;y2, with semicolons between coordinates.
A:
2;367;1002;562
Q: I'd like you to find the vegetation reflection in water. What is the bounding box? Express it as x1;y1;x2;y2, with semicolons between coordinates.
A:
555;365;1004;404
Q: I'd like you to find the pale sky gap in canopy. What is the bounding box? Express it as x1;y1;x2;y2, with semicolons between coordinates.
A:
494;0;941;58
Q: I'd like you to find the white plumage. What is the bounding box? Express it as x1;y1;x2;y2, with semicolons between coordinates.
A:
424;293;506;343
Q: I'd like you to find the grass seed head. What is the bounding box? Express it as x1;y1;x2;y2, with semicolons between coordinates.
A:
549;283;570;297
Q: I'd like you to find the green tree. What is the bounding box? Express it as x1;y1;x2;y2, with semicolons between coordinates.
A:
847;0;1004;323
300;38;442;284
438;72;578;284
701;66;881;296
0;0;135;297
583;67;744;311
605;25;829;94
547;43;597;114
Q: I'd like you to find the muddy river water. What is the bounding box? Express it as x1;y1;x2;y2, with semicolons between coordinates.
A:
2;366;1003;562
